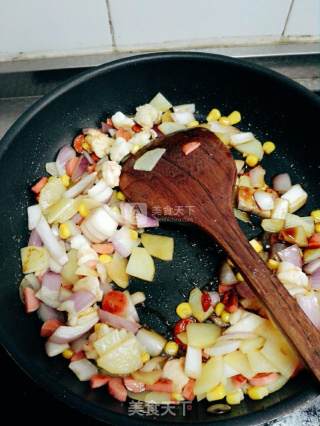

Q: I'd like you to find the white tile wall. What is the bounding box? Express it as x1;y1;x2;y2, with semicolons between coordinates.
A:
285;0;320;36
0;0;112;58
109;0;292;49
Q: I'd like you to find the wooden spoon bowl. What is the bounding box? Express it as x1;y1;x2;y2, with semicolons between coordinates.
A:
120;127;320;381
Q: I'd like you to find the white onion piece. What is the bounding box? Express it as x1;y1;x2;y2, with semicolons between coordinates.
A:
281;184;307;213
81;206;118;243
46;162;59;177
36;272;61;308
220;262;237;285
134;148;166;172
59;290;96;315
208;121;231;134
309;269;320;289
69;359;98;381
38;302;64;322
28;229;42;247
173;103;195;113
45;341;69;357
49;257;63;273
277;263;308;288
230;132;254;146
235;160;245;174
278;245;302;268
150;92;172;112
184;345;202;378
88;179;112;203
71;156;89;182
27;205;42;230
111;226;139;258
171;111;194;125
19;274;41;302
99;309;141;334
254;191;274;211
50;313;98;344
249;166;265;188
56;145;76;176
136;213;159;228
36;215;68;265
64;172;97;198
271;198;289;220
131;291;146;305
124;291;140;322
205;340;241;356
273;173;292;194
296;294;320;329
136;328;166;356
234;208;250;223
304;258;320;275
119;202;136;226
208;291;220;307
158;122;185;135
218;332;257;341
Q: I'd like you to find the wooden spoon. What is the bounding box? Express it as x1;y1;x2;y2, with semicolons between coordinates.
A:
120;127;320;381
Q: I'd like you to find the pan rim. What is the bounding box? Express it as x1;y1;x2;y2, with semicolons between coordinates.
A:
0;51;319;425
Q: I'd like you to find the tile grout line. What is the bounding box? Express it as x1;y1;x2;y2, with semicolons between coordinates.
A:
105;0;117;51
282;0;295;37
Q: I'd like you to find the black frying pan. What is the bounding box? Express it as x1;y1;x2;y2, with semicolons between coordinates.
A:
0;52;319;425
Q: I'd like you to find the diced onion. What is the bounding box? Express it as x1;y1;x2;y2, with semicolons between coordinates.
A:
185;345;202;378
278;245;302;268
230;132;254;146
261;218;284;233
249;166;265;188
64;173;97;198
281;184;307;213
296;294;320;329
219;262;237;285
134;148;166;172
254;191;274;211
69;359;98;381
273;173;292;194
136;328;166;356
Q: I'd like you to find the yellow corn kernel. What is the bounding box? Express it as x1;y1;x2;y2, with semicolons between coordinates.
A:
226;390;244;405
176;302;193;319
246;154;259;167
236;272;244;282
267;258;279;270
206;383;226;401
207;108;221;122
78;203;89;218
249;239;263;253
94;323;102;332
131;144;140;154
215;302;225;317
219;116;231;126
187;120;199;128
62;349;74;360
228;111;241;125
99;254;112;264
311;210;320;223
61;174;70;187
129;229;138;240
172;392;184;401
116;191;126;201
263;141;275;154
141;352;150;363
59;223;71;240
247;386;269;400
315;223;320;233
82;141;91;152
221;311;230;323
161;110;173;123
164;341;179;356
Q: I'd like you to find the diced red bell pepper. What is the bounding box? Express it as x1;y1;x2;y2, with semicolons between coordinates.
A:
123;377;146;393
90;374;111;389
40;319;62;337
249;372;279;386
308;233;320;248
231;374;247;388
91;153;100;163
108;378;127;402
102;290;128;315
222;289;238;313
132;123;142;133
173;317;196;336
73;134;85;153
23;287;40;313
182;379;195;401
201;291;212;312
145;379;174;393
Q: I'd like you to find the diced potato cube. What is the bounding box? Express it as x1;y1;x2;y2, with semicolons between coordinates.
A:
186;323;221;348
106;253;129;288
247;350;279;374
21;246;49;274
194;356;223;396
141;233;174;261
224;351;254;379
93;329;128;356
240;336;265;354
126;247;155;282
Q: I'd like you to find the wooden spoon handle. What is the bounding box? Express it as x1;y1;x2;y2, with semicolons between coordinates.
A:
203;215;320;381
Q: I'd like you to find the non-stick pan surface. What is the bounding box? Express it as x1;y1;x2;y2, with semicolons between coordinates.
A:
0;52;319;425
